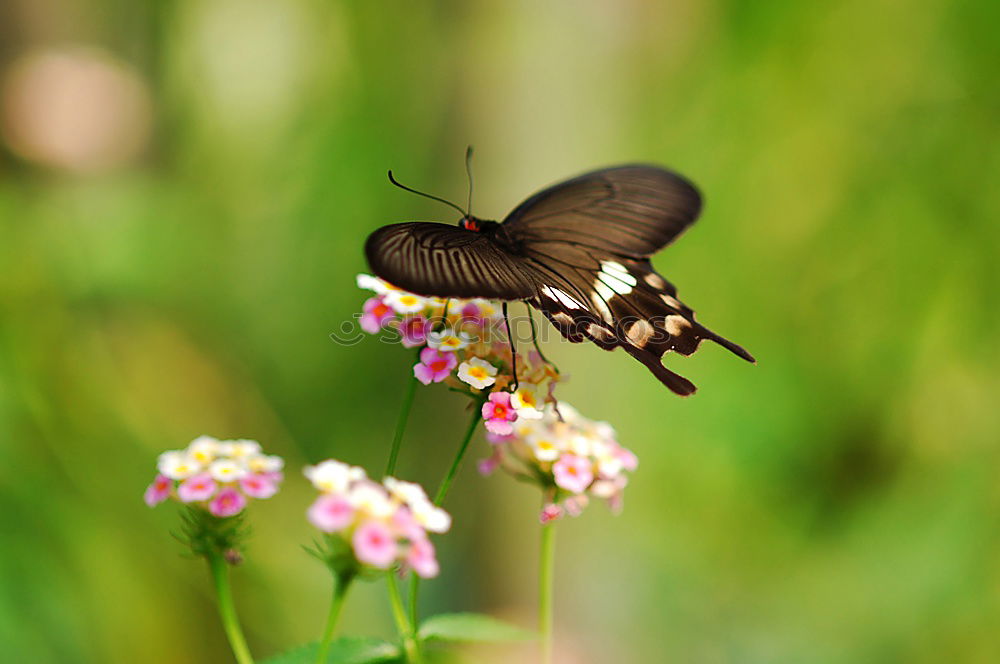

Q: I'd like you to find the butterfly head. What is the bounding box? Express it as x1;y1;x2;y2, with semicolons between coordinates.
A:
459;216;498;234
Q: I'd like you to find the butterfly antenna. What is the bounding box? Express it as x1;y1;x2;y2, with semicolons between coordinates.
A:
464;145;475;218
387;170;468;217
502;302;519;392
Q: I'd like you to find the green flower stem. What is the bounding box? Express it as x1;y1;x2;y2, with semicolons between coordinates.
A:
385;376;419;477
315;573;353;664
408;406;484;627
432;407;484;505
207;551;255;664
539;522;556;664
387;574;423;664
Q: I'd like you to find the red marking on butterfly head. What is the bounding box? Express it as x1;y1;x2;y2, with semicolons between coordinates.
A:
459;216;481;232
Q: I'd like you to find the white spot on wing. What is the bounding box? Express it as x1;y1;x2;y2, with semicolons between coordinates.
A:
596;261;635;295
644;272;667;290
660;294;683;309
552;311;575;327
541;286;584;310
586;323;616;343
601;261;637;286
664;314;690;336
590;289;613;322
593;281;616;304
625;319;655;346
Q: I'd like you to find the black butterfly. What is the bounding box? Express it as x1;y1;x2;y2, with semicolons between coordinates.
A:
365;164;753;395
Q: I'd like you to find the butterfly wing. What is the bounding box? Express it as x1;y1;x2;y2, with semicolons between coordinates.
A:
364;222;536;299
501;165;753;396
502;164;702;256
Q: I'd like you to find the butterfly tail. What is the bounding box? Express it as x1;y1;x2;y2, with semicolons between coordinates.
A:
695;324;756;364
620;343;697;396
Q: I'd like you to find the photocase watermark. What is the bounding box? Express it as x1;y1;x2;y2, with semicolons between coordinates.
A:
329;313;690;347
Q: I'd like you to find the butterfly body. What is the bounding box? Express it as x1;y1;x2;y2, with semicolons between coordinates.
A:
365;164;754;395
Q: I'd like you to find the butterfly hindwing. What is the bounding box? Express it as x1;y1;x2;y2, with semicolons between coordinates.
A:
525;252;748;395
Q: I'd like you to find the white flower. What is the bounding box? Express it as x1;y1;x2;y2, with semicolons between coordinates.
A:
566;433;593;457
553;403;580;424
528;434;562;462
511;386;544;420
593;442;623;477
209;459;248;482
427;329;472;351
305;460;365;493
471;299;499;319
384;291;426;314
227;439;262;459
593;421;616;441
512;418;541;439
411;501;451;533
356;274;397;294
590;475;627;498
384;477;429;507
456;357;498;389
349;481;395;519
246;454;284;474
186;436;221;464
158;451;201;480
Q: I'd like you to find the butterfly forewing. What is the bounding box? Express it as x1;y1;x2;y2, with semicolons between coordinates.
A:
503;165;702;257
364;222;535;299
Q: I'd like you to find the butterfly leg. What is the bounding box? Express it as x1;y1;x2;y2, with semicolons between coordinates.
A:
435;298;451;331
526;302;560;374
502;301;519;391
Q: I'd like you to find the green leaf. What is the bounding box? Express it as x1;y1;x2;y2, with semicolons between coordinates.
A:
260;638;400;664
418;613;535;643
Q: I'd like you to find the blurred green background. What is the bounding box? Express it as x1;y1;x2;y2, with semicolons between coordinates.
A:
2;1;999;662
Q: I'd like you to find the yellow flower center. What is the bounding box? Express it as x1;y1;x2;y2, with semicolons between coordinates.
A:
469;367;487;379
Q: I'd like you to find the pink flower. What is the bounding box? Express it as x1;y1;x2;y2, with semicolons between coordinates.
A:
540;503;564;524
413;347;458;385
352;520;398;569
552;454;594;493
209;488;247;517
177;473;218;502
240;473;279;499
485;430;515;445
406;537;439;578
361;296;395;333
392;508;425;542
398;315;432;348
563;494;589;517
478;452;501;476
592;475;629;514
308;495;356;532
454;301;494;329
482;391;517;435
144;474;172;507
615;446;638;472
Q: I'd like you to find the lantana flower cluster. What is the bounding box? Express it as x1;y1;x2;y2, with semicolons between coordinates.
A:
305;460;450;578
357;274;560;434
145;436;284;517
478;403;638;522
